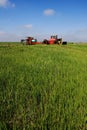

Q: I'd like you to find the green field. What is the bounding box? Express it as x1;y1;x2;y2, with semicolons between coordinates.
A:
0;43;87;130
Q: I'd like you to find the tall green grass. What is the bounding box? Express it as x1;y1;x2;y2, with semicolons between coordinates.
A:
0;43;87;129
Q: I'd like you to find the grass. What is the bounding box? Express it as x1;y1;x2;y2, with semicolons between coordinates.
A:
0;43;87;130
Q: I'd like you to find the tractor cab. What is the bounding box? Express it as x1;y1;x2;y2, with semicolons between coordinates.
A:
50;35;58;39
48;35;58;44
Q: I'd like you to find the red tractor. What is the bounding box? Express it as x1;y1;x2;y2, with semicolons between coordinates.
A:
43;35;62;45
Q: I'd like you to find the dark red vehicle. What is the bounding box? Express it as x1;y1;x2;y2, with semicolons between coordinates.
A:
26;37;40;45
21;37;40;45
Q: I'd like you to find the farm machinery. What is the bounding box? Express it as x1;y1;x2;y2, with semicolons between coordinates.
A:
21;37;40;45
21;35;67;45
43;35;67;45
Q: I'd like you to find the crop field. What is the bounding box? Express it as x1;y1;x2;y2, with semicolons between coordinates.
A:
0;43;87;130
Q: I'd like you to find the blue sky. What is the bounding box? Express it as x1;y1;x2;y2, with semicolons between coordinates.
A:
0;0;87;42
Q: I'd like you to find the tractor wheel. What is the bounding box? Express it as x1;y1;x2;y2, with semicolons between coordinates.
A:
43;39;48;44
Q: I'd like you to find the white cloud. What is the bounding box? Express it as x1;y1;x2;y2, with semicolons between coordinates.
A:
24;24;33;29
0;0;15;8
44;9;55;16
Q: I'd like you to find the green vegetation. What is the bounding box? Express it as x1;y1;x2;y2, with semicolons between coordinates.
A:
0;43;87;130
